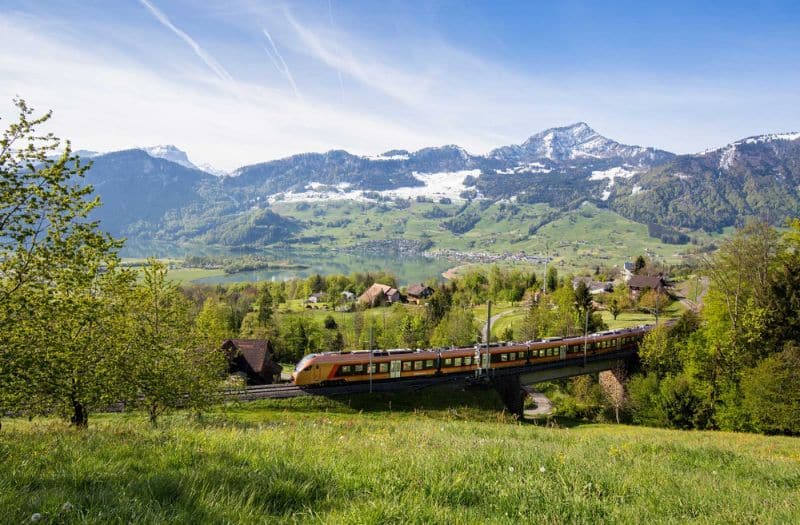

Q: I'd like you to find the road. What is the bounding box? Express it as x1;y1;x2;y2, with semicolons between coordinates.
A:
481;309;514;343
523;387;553;417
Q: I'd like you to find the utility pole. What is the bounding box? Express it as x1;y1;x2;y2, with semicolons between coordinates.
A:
583;308;589;367
485;300;492;375
369;325;374;393
542;242;549;295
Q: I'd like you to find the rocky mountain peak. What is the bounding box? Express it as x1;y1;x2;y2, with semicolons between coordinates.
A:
141;145;198;171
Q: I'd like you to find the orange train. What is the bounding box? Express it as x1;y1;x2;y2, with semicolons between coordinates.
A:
291;324;656;386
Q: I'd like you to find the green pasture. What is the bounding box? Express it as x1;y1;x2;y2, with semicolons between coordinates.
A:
1;387;798;523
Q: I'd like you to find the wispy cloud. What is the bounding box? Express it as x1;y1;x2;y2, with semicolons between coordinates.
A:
262;28;302;101
326;0;345;102
282;7;426;107
138;0;234;87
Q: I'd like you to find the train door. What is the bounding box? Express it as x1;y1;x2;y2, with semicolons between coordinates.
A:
313;365;321;382
390;360;401;379
559;345;567;360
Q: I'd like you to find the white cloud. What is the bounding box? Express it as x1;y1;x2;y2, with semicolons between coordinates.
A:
262;28;302;101
138;0;235;89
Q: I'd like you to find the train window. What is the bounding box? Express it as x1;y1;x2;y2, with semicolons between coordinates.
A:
379;363;389;373
354;364;364;373
425;359;434;368
402;362;412;371
341;365;352;375
444;358;453;366
509;352;516;360
454;357;463;366
539;349;545;357
501;353;508;362
414;361;423;370
367;364;376;374
463;356;471;365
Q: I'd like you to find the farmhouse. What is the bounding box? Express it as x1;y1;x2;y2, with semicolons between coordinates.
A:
307;292;325;304
222;339;282;385
359;283;400;307
406;283;434;304
627;274;669;299
571;276;613;295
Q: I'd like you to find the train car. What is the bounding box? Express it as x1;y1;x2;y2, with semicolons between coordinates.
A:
291;324;657;387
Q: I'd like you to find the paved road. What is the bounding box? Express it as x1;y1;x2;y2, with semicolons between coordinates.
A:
481;309;514;342
522;386;553;417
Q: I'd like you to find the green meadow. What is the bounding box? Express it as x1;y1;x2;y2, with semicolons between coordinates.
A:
2;387;798;524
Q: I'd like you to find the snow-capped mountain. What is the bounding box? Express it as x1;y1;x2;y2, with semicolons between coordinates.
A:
140;145;200;171
76;123;800;243
490;122;674;167
704;131;800;171
609;130;800;231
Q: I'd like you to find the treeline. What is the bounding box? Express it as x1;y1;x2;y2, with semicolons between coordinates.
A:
556;221;800;436
176;265;542;364
647;222;690;244
631;220;800;435
183;255;308;274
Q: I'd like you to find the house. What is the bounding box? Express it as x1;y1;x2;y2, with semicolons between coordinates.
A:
622;261;636;282
627;274;669;299
307;292;325;304
358;283;400;307
406;283;434;304
571;276;613;295
222;339;282;385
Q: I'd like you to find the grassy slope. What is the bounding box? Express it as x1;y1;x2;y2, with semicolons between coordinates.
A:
271;200;725;274
2;389;798;524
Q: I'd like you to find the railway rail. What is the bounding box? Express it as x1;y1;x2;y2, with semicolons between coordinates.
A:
224;375;465;400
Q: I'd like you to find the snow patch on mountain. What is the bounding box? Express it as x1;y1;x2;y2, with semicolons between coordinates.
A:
267;170;479;204
496;162;551;175
363;153;410;161
198;163;228;177
741;132;800;145
589;166;637;201
383;169;480;201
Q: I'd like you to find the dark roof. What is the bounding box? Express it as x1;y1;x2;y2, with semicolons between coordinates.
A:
628;275;667;290
407;283;433;297
222;339;270;372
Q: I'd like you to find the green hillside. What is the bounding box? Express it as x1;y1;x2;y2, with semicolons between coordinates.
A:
2;389;798;523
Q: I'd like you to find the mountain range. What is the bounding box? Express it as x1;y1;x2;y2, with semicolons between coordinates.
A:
78;123;800;249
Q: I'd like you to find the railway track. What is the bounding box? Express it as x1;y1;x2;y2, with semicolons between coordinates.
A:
224;375;465;401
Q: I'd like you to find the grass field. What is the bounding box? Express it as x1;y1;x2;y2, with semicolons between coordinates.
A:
488;304;684;341
2;388;798;523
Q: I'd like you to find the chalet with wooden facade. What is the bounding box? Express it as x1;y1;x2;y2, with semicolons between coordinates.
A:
222;339;282;385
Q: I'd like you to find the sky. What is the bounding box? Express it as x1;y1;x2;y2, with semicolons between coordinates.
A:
1;0;799;171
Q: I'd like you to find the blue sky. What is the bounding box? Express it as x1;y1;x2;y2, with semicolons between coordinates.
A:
1;0;799;169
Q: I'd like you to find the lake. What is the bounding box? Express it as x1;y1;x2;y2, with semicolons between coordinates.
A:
191;252;455;286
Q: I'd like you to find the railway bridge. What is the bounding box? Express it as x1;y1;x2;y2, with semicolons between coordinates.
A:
481;348;637;417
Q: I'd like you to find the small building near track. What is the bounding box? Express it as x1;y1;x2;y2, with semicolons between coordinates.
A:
222;339;283;384
406;283;434;304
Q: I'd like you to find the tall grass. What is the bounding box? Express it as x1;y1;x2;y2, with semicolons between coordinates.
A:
1;387;798;523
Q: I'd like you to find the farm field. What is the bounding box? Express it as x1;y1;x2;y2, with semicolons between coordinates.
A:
1;388;798;524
